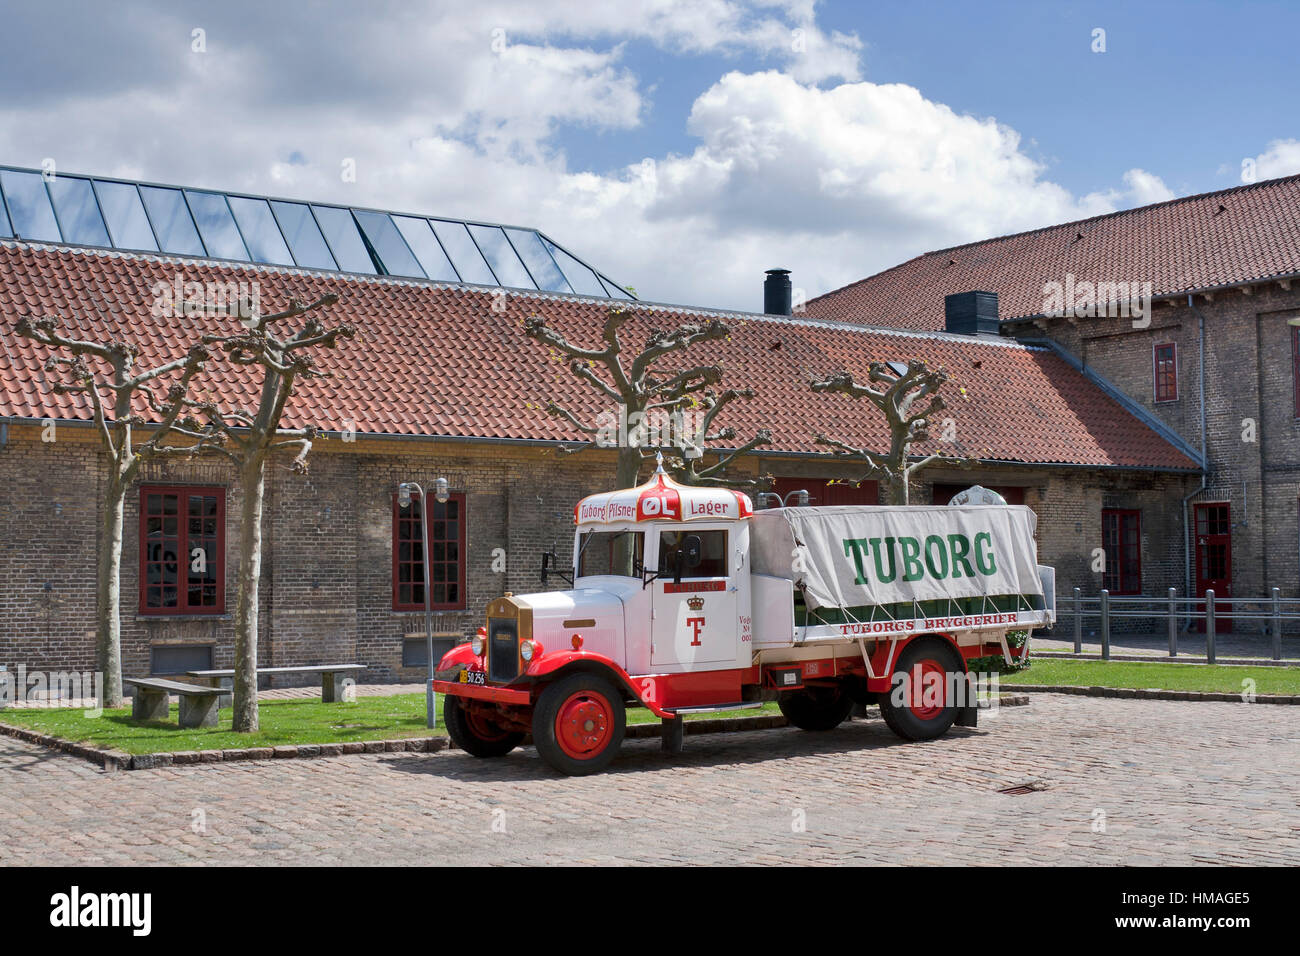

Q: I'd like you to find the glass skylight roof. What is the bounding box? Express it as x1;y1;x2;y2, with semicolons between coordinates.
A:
0;165;635;298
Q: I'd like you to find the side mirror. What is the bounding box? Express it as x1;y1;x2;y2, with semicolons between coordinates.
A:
682;535;703;569
540;550;572;587
673;534;703;585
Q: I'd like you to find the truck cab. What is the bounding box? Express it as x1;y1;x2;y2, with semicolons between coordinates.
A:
573;519;751;675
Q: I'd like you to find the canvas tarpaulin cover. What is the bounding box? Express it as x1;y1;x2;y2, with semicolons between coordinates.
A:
749;505;1044;612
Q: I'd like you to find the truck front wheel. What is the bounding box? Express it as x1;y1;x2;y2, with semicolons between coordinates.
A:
444;695;526;758
778;685;854;731
879;639;966;742
533;672;626;775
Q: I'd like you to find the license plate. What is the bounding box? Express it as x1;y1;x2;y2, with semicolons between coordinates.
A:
459;669;486;686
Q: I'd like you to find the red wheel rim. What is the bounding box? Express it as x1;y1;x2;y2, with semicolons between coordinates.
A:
906;659;950;721
554;689;613;760
466;709;512;743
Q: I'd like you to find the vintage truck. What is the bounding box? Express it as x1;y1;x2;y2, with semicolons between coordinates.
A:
433;461;1055;775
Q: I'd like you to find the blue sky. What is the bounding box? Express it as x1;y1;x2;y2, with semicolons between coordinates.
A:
0;0;1296;311
561;0;1300;201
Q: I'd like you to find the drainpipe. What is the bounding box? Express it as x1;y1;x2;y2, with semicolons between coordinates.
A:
1181;294;1209;623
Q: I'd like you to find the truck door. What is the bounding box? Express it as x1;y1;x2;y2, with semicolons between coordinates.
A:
651;527;738;669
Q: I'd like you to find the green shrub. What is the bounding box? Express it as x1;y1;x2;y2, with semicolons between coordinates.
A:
967;629;1031;676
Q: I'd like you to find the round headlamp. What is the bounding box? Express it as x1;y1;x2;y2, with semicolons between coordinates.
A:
470;634;485;656
520;640;536;662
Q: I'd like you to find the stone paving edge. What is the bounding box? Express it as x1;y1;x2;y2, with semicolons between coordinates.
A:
999;684;1300;703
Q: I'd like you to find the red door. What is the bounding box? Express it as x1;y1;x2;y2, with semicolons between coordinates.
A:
1194;503;1232;633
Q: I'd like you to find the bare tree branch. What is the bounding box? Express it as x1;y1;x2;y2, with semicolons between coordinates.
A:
811;358;976;504
523;306;760;488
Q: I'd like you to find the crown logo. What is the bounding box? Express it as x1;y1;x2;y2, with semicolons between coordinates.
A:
686;596;705;611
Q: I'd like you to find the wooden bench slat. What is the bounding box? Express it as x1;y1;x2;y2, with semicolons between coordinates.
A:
187;664;367;677
124;678;225;696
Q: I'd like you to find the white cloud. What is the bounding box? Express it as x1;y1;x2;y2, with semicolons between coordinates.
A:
1251;139;1300;181
0;1;1197;313
1119;168;1176;205
1078;168;1175;214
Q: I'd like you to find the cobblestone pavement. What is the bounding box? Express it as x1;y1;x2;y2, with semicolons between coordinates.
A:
1;694;1296;866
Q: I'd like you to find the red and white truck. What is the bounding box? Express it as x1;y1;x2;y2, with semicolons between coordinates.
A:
434;462;1055;775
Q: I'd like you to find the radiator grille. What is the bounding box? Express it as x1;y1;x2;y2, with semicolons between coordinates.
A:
488;619;519;683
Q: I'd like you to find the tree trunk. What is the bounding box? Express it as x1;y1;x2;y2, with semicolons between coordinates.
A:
880;472;909;506
616;446;642;489
231;455;266;732
96;476;126;708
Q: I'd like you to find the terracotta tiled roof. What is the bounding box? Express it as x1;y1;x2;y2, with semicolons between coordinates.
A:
805;174;1300;331
0;242;1198;471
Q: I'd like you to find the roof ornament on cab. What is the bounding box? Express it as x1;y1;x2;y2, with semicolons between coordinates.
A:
574;454;753;525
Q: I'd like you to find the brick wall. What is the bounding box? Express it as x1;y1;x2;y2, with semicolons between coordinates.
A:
0;418;1212;676
0;425;619;681
1013;281;1300;610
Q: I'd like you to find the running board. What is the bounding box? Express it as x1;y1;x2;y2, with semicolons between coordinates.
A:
663;702;764;715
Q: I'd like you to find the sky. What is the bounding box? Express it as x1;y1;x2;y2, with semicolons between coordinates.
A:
1;0;1298;313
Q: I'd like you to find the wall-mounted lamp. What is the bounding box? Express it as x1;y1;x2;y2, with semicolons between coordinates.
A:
397;476;450;730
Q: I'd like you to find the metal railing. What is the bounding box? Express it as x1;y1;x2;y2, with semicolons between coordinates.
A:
1061;587;1300;663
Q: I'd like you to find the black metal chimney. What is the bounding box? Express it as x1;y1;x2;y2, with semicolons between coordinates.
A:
944;291;999;335
764;269;792;315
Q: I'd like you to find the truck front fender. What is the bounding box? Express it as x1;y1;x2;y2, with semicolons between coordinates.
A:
434;642;478;681
527;650;674;719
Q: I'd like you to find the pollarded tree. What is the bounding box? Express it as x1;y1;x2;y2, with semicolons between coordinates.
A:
186;292;352;732
661;387;773;491
811;358;974;505
524;306;768;489
14;317;222;707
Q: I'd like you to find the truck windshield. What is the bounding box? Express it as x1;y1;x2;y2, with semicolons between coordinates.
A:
577;530;645;578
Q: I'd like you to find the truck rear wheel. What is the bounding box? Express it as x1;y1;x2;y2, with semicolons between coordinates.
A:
778;685;854;731
533;672;626;776
444;695;525;758
879;638;966;742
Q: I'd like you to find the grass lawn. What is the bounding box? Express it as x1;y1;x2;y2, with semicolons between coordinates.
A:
0;695;434;755
0;694;785;755
1010;658;1300;695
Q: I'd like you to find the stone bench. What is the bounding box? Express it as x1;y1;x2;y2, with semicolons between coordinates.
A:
188;664;367;704
124;678;225;729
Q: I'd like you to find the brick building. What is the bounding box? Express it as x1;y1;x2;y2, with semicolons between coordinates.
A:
4;164;1277;681
808;173;1300;617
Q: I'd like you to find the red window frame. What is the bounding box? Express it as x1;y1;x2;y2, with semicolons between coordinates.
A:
1153;343;1177;403
1292;327;1300;418
138;485;226;615
392;492;467;611
1101;509;1141;594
